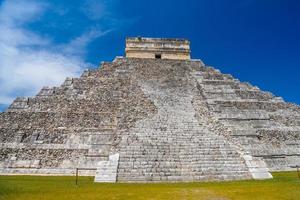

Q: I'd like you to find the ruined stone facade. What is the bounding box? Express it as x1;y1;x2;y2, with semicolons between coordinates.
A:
125;37;191;60
0;37;299;182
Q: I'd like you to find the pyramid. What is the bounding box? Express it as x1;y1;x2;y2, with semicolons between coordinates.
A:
0;37;299;182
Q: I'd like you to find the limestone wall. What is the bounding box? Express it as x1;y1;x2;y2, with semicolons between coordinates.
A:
0;58;156;176
193;64;300;171
125;37;190;60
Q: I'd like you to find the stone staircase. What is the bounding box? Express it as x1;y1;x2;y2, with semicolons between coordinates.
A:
115;72;252;182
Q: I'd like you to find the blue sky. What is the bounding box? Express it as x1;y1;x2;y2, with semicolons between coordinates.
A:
0;0;300;111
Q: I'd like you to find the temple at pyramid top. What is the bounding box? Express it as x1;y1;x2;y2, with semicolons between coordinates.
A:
125;37;191;60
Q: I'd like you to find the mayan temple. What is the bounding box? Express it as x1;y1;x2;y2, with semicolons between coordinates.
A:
0;37;299;182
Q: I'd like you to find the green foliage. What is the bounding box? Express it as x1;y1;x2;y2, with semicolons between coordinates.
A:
0;172;299;200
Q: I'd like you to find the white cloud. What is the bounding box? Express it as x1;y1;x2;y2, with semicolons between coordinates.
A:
0;0;110;109
0;0;46;25
81;0;110;20
60;28;111;58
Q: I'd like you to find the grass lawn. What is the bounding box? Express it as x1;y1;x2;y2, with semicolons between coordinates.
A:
0;172;299;200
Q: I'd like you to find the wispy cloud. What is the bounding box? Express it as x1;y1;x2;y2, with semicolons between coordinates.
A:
81;0;110;20
60;28;112;58
0;0;118;110
0;0;47;25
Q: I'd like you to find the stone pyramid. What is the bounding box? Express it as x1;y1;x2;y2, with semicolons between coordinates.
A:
0;37;299;182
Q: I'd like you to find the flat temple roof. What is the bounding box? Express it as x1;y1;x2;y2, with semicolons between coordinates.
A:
126;37;190;43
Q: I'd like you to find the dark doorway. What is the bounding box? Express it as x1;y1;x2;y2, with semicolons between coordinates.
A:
155;54;161;59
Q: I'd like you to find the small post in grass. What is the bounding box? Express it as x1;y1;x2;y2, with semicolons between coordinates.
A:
76;168;78;185
290;165;300;179
74;168;97;185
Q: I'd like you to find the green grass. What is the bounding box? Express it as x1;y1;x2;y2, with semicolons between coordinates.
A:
0;172;299;200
